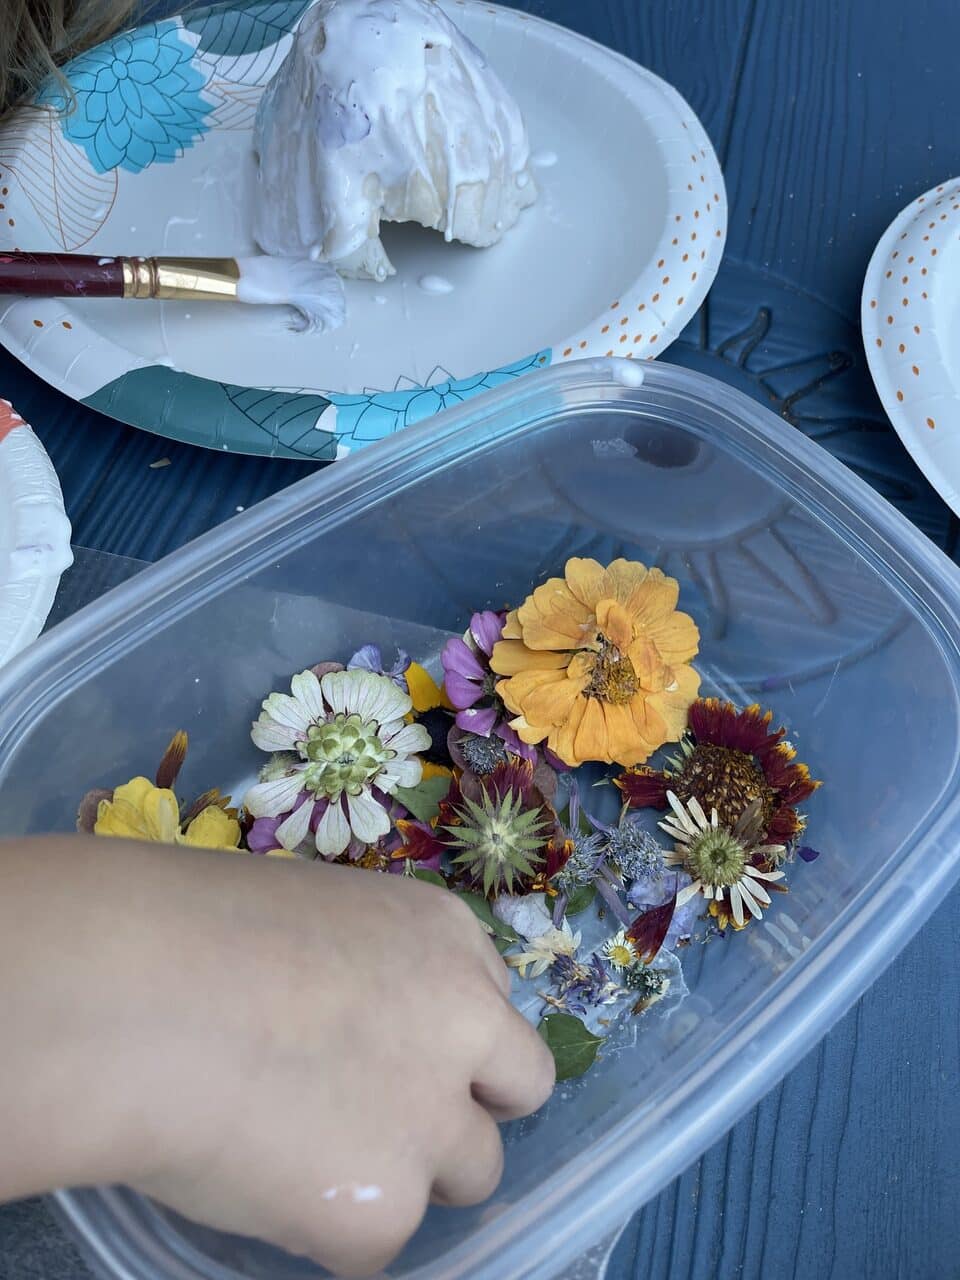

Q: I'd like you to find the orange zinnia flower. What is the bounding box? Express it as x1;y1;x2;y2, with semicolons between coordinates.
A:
490;557;700;767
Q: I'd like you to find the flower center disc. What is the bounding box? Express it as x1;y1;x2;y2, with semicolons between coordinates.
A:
687;827;747;887
304;713;393;798
585;640;638;705
676;743;776;828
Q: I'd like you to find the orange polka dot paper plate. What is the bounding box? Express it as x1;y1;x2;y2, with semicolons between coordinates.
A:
863;178;960;513
0;400;72;664
0;0;725;460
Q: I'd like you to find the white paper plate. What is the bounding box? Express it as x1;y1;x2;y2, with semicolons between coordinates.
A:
0;401;72;664
0;0;726;459
863;178;960;512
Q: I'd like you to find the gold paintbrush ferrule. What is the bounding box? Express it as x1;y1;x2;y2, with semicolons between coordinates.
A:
121;257;241;302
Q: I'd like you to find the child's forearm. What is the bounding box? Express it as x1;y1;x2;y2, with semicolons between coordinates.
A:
0;836;184;1200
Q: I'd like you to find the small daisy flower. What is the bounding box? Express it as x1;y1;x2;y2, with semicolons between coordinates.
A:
602;928;639;971
659;791;786;928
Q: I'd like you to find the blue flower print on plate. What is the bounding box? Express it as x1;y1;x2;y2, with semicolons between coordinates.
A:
44;22;213;175
328;350;553;447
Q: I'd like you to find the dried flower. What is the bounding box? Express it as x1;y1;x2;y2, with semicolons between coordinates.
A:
596;809;665;883
553;830;605;893
660;791;786;928
442;611;538;759
94;777;241;851
491;557;700;767
444;761;554;897
449;728;511;776
506;919;581;978
245;669;430;858
618;699;820;843
602;928;638;971
548;953;622;1016
624;964;671;1012
347;644;410;687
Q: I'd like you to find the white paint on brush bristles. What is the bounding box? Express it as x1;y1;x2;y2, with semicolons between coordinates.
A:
236;256;346;333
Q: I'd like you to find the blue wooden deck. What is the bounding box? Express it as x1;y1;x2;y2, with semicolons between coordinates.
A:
1;2;958;1277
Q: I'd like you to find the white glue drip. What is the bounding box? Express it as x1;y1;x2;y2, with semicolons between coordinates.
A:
418;273;454;295
235;256;346;333
373;294;387;305
97;257;114;266
609;358;645;388
253;0;537;279
165;215;198;228
531;148;558;168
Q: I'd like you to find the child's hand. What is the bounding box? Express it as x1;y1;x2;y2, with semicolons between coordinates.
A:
0;837;554;1277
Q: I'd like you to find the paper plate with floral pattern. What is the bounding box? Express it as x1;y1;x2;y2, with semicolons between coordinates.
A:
0;0;726;460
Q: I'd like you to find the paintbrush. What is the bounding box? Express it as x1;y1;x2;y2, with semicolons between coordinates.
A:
0;251;345;333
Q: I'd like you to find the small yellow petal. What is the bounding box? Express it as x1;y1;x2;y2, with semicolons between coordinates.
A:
406;662;451;713
421;761;453;783
182;805;242;850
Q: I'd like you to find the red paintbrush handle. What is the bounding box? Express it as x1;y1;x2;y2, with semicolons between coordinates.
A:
0;251;126;298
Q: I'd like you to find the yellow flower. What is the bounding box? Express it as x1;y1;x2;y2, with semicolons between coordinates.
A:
490;557;700;767
95;777;242;851
420;760;454;785
405;662;453;714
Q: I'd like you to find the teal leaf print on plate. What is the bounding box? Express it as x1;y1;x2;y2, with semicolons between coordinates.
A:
82;366;338;461
43;21;213;175
328;350;553;448
183;0;313;56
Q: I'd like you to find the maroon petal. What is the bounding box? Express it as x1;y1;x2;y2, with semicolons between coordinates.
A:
155;730;188;790
397;819;447;863
441;636;486;681
310;660;345;679
616;768;670;810
627;883;678;963
470;610;504;657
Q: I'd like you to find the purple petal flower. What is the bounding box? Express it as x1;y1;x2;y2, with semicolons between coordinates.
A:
455;704;499;736
247;815;286;853
495;721;538;762
470;610;505;657
348;644;411;689
441;635;486;682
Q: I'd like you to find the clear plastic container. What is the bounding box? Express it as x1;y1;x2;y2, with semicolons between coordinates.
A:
2;359;960;1280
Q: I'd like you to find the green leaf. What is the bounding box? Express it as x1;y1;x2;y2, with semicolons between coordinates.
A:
457;892;520;944
183;0;312;55
413;869;448;889
394;775;452;824
563;885;596;917
538;1014;603;1082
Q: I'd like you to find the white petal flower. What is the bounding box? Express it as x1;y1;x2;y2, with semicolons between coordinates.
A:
275;796;315;850
244;770;306;818
660;791;786;927
347;788;391;844
246;666;429;858
315;798;351;856
290;669;326;720
506;920;581;979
